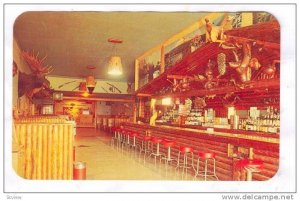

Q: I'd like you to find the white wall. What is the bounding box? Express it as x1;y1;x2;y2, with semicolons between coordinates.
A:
96;101;111;115
47;76;132;94
13;38;32;113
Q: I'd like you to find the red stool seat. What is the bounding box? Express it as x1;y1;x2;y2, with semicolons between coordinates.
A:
236;158;263;169
162;139;176;147
179;146;193;153
143;136;152;141
129;132;139;137
151;137;163;143
198;151;216;159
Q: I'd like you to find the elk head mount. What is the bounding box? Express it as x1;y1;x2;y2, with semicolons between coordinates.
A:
18;51;54;100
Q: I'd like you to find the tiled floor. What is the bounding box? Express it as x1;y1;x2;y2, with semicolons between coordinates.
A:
75;128;197;180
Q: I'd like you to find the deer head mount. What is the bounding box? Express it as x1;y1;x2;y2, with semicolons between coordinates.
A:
18;50;54;100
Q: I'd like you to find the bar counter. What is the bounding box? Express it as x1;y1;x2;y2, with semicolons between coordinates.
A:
122;122;279;181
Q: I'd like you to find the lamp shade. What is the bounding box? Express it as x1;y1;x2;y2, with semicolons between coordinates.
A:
86;76;96;94
108;56;123;75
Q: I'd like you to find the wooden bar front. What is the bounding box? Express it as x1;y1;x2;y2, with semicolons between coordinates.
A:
122;122;279;181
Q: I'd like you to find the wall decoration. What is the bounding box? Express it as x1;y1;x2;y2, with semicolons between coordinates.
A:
217;53;226;76
194;59;220;90
19;50;54;100
205;15;233;43
106;82;122;93
13;61;18;77
167;75;193;92
226;43;261;82
127;82;134;94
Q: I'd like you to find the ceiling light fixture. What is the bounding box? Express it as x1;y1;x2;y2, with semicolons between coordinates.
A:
107;38;123;76
86;75;96;94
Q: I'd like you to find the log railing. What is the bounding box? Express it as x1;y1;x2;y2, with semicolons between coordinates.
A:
13;122;75;180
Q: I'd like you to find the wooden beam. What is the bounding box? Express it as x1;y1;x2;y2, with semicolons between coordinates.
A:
154;78;280;98
63;96;134;103
226;35;280;50
241;13;253;27
167;74;194;80
160;45;165;74
133;103;137;123
136;93;152;97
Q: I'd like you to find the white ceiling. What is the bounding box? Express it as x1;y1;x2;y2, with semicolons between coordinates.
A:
13;11;207;82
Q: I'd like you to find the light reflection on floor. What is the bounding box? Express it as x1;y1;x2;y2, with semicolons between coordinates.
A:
75;128;199;180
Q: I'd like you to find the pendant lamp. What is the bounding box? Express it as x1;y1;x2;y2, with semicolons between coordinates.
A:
107;38;123;76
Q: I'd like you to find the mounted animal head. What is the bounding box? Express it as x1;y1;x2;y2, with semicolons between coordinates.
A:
18;50;54;100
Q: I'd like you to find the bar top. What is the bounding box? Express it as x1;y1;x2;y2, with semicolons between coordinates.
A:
158;124;279;144
124;122;279;145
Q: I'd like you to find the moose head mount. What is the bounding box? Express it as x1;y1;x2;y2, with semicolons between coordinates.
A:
18;50;54;100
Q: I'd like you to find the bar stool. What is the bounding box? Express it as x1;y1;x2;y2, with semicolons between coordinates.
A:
236;158;263;181
160;139;177;165
176;146;195;178
148;137;163;166
129;131;139;156
119;129;127;152
110;127;118;148
194;151;218;181
121;130;132;153
138;135;152;164
116;128;123;150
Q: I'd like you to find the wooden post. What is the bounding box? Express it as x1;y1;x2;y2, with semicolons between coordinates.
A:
68;124;74;179
25;124;32;179
18;124;26;178
36;125;43;179
94;102;97;128
68;125;73;180
58;124;64;179
241;13;253;27
42;124;48;179
133;102;137;123
52;125;58;179
47;125;53;179
160;45;165;74
31;124;38;180
63;124;68;180
135;59;139;91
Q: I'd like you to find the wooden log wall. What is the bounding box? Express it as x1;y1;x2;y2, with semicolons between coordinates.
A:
122;123;279;181
13;122;74;180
